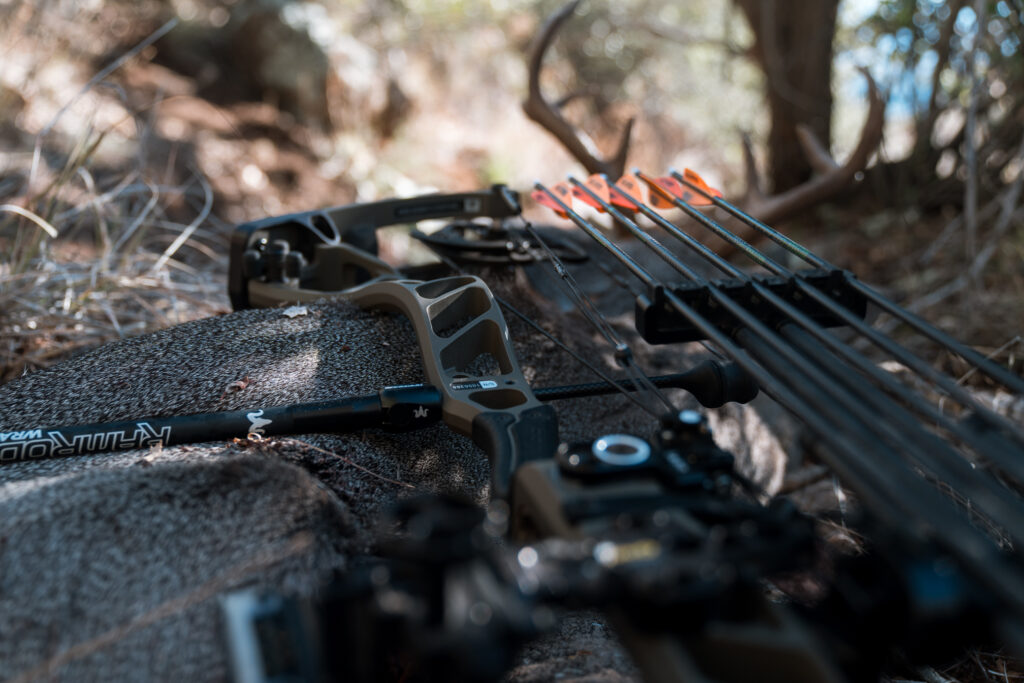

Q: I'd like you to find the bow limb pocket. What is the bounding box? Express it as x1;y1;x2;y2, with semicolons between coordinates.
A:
472;404;558;500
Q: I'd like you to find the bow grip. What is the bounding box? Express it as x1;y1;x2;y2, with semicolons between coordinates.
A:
472;405;558;498
344;276;558;499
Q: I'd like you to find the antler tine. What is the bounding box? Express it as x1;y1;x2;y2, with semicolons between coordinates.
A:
744;69;886;224
523;0;634;179
795;125;841;175
741;131;764;197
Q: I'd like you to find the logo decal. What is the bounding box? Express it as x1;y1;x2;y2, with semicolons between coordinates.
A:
413;406;429;419
0;429;42;443
247;410;272;435
0;423;170;462
451;380;499;391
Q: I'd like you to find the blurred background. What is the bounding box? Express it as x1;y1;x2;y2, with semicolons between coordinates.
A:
0;0;1021;384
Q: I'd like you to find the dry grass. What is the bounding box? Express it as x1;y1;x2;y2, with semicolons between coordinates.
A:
0;120;228;381
905;651;1024;683
0;10;233;382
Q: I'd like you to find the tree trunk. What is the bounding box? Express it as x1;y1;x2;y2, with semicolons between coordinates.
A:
734;0;839;193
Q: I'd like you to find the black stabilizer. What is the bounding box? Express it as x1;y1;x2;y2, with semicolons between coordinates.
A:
531;360;758;408
1;385;444;463
680;360;759;408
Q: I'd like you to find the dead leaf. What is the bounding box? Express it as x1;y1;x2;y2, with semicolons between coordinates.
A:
282;305;308;318
225;376;250;393
218;375;251;402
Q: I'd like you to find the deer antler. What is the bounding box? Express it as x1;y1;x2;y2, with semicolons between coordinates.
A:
523;0;634;179
743;69;886;224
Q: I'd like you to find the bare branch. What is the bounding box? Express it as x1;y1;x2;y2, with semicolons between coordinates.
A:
918;0;967;152
523;0;633;179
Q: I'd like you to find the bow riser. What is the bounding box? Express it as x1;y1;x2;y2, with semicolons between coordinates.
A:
343;275;557;499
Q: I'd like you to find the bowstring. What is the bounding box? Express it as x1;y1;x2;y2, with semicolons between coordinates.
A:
425;247;662;418
580;235;729;364
512;213;679;418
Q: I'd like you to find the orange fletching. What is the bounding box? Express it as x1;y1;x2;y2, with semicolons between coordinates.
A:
531;181;574;218
571;174;611;211
682;168;723;202
610;173;645;210
647;176;685;210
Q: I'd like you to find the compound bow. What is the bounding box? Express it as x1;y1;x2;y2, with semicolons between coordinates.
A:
219;173;1024;682
5;174;1023;682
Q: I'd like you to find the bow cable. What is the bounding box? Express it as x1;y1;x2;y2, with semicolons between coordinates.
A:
420;241;674;420
534;183;973;524
514;214;679;418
